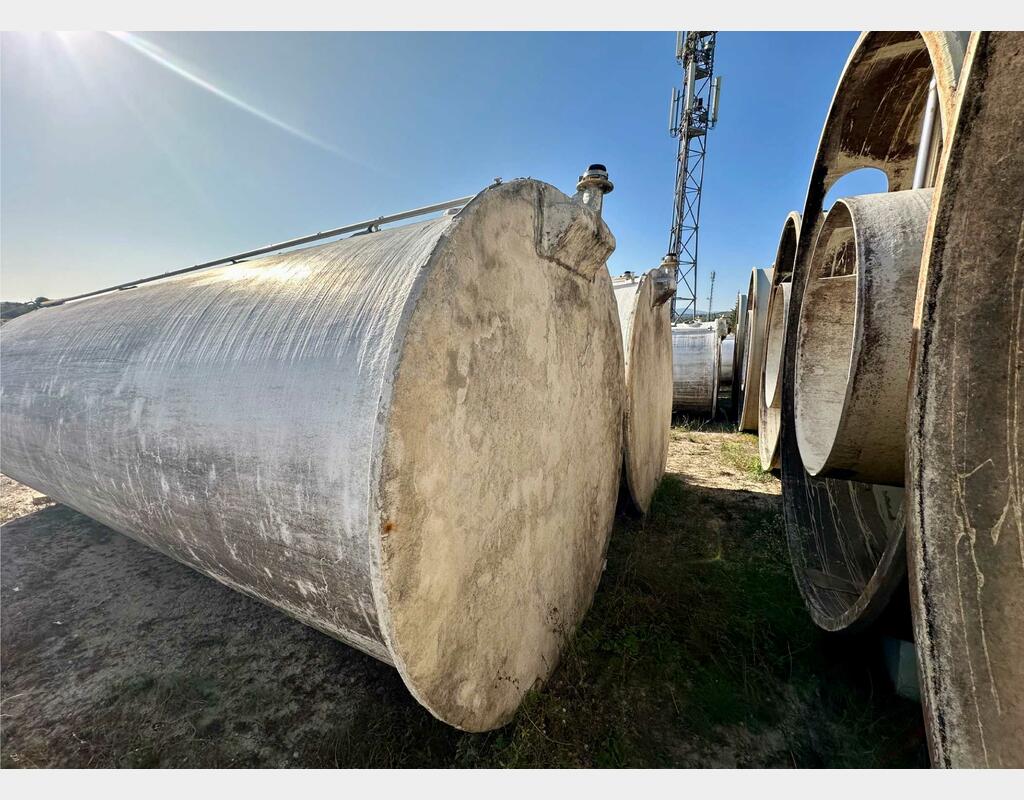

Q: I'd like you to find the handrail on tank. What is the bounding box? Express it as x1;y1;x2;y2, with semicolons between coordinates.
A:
40;193;480;308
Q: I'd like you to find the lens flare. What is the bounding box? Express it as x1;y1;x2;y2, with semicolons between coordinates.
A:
108;32;354;162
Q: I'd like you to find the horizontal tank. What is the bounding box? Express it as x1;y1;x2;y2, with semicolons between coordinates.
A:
794;189;931;486
671;325;719;416
779;31;969;635
719;333;735;389
611;268;673;515
731;294;747;416
0;176;625;732
758;281;790;471
908;32;1024;768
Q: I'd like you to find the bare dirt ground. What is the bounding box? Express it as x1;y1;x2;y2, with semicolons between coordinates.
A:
0;475;53;525
0;423;927;768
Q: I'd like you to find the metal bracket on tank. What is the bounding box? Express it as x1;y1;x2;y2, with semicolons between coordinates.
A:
534;164;616;280
652;254;679;306
574;164;614;218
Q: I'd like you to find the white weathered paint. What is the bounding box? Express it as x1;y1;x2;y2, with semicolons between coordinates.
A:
612;271;672;514
0;177;625;732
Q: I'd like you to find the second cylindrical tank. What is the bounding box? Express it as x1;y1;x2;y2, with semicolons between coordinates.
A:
612;269;673;514
671;325;720;417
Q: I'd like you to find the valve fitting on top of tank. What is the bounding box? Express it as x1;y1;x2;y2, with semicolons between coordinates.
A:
575;164;613;217
652;253;678;306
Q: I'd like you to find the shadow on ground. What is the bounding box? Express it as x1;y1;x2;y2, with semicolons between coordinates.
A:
0;431;927;768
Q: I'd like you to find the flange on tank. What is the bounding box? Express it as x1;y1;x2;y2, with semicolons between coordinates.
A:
611;260;674;515
0;168;625;732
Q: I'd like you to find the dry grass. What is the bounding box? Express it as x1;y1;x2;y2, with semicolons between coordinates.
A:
0;427;927;768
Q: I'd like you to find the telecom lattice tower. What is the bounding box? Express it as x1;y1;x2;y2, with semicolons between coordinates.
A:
666;31;721;321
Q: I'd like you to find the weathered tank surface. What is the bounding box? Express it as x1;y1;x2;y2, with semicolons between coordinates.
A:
759;281;790;472
779;31;970;633
719;334;735;390
907;31;1024;768
671;325;720;417
737;267;773;432
794;189;932;486
0;176;626;732
612;269;673;515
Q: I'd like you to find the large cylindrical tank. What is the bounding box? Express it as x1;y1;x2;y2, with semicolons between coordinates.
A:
737;266;774;432
907;32;1024;768
758;281;790;471
731;293;747;415
671;325;719;417
719;334;735;389
0;178;625;732
612;271;673;515
779;31;970;634
794;189;931;486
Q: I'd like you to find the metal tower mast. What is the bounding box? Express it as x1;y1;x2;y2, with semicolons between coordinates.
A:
666;31;721;321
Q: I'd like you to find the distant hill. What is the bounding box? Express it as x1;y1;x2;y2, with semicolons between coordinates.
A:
0;300;43;324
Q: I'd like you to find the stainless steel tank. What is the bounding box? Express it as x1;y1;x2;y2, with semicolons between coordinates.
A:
907;32;1024;768
0;175;625;732
779;31;969;636
719;333;735;389
671;325;719;417
611;268;673;514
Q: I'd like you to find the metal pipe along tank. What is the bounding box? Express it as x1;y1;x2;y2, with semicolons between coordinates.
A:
611;267;674;515
0;176;626;732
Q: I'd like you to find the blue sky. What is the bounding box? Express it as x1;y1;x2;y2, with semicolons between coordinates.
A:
1;31;879;306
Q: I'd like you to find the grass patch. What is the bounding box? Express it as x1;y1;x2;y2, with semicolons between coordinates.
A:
720;437;773;483
671;414;737;434
318;443;926;768
13;428;921;768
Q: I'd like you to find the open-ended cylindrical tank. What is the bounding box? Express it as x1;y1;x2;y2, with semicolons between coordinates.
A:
719;334;735;390
789;188;931;638
737;266;773;432
757;212;800;468
780;31;970;634
758;281;790;472
795;189;932;486
907;32;1024;768
731;293;748;415
0;175;626;732
671;325;720;417
611;268;674;515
